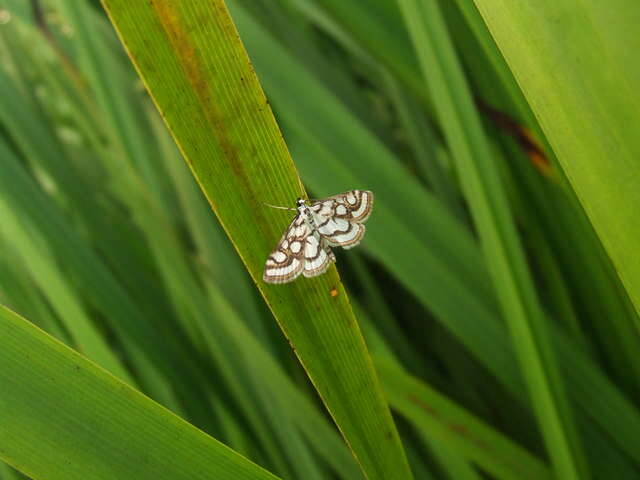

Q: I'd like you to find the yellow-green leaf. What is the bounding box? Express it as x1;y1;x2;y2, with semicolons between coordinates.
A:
471;0;640;323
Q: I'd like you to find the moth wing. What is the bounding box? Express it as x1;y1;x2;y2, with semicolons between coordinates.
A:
263;214;309;284
310;190;372;249
310;190;373;223
303;235;335;277
316;218;366;249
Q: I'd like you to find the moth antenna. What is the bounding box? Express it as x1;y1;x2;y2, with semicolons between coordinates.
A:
296;175;306;197
263;202;296;211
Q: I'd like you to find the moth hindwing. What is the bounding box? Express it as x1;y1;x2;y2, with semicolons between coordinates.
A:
263;190;373;284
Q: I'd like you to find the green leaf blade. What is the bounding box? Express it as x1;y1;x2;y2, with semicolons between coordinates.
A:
377;359;553;480
0;305;280;480
100;1;414;479
471;0;640;322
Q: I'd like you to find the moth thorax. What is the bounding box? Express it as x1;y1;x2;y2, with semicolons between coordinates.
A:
299;205;316;228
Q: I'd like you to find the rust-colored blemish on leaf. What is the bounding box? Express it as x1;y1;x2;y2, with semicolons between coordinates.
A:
149;0;254;193
329;286;339;298
408;394;440;417
408;393;493;450
407;391;529;475
448;423;469;435
477;99;555;178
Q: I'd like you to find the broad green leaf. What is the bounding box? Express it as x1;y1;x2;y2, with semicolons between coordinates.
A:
447;0;640;393
471;0;640;324
101;1;413;479
0;304;280;480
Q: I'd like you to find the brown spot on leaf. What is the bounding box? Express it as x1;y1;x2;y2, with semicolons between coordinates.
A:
477;99;554;178
448;423;469;436
149;1;256;196
408;394;439;417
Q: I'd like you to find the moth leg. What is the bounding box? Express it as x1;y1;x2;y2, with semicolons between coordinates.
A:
325;243;336;263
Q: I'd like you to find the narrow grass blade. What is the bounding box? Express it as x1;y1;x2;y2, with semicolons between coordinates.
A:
0;304;280;480
377;359;552;480
101;1;413;478
0;248;69;344
0;197;132;382
380;71;462;217
396;0;589;477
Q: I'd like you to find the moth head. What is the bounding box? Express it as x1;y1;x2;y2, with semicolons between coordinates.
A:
296;197;306;207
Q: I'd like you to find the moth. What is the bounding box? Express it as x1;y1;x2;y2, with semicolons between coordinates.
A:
263;190;374;284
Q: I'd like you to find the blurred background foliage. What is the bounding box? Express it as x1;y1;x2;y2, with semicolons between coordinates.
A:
0;0;639;479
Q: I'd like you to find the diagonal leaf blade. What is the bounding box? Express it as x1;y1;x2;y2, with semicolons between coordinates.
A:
100;1;413;479
376;359;552;480
0;304;280;480
471;0;640;323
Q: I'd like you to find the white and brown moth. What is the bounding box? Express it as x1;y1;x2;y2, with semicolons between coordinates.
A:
263;190;374;284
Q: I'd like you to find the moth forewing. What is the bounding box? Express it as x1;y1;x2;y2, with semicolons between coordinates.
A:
311;190;372;248
310;190;374;223
263;214;308;284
